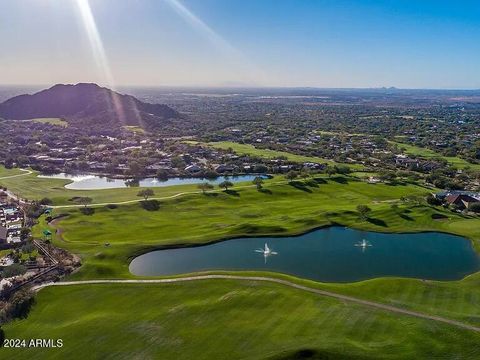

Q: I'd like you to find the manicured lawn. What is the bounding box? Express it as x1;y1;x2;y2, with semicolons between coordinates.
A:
390;141;480;170
3;281;480;359
0;166;25;178
0;168;238;205
202;141;364;170
30;118;68;127
122;125;145;133
44;176;452;279
3;172;480;359
31;173;480;331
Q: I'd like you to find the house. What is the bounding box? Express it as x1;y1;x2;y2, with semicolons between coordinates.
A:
395;155;419;168
445;194;479;210
367;176;382;184
185;164;202;173
302;162;325;170
214;164;235;173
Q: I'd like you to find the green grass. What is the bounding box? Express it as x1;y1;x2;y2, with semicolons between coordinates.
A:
4;165;480;358
0;168;220;205
202;141;364;170
121;125;145;134
37;175;480;280
34;173;480;330
390;141;480;170
0;166;26;178
29;118;68;127
0;249;12;258
3;281;480;359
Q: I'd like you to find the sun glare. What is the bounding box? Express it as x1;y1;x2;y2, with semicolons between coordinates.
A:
74;0;114;87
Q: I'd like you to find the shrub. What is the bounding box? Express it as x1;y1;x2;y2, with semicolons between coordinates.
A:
356;204;372;220
0;289;35;321
140;200;160;211
470;202;480;214
2;263;27;278
79;207;95;215
426;194;442;206
39;197;53;205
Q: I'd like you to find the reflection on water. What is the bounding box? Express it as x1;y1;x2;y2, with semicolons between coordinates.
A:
38;173;268;190
129;227;480;282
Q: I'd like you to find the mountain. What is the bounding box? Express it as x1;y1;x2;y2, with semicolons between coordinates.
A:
0;83;180;129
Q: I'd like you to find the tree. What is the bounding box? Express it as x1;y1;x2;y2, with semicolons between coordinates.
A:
285;170;298;182
76;197;92;208
171;156;186;169
325;166;337;177
335;165;351;175
426;194;442;206
39;197;53;205
252;176;264;190
156;169;169;181
20;228;31;241
202;169;219;179
253;164;268;173
379;170;396;183
2;263;27;278
470;202;480;214
137;188;154;200
198;182;214;194
1;288;35;320
300;169;311;180
356;204;372;220
127;159;146;178
219;180;234;191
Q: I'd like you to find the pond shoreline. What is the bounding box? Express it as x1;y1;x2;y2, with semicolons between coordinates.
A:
38;172;272;190
125;223;478;261
128;225;480;282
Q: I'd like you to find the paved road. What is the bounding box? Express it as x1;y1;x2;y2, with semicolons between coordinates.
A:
33;274;480;333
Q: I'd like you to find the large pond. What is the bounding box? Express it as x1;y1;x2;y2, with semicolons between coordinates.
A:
38;173;268;190
129;227;480;282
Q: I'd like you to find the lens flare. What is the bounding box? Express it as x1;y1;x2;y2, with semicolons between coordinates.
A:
74;0;129;124
165;0;267;85
74;0;113;87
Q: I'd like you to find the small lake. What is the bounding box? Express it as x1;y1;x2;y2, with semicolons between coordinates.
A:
129;227;480;282
38;173;268;190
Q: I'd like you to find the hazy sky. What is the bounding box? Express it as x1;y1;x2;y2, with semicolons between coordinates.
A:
1;0;480;88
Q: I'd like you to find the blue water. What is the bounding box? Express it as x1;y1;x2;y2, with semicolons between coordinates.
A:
129;227;480;282
38;173;268;190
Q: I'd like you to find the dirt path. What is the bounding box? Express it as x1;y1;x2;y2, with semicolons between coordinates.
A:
33;274;480;333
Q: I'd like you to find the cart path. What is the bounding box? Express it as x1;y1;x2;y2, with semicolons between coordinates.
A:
0;168;32;180
33;274;480;333
50;180;290;208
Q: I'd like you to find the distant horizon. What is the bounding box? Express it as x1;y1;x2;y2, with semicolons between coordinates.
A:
0;82;480;92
